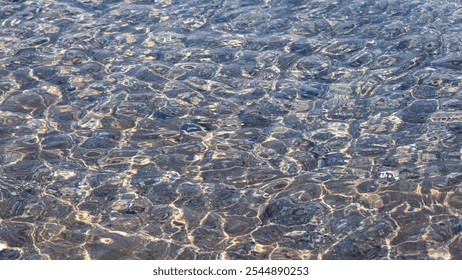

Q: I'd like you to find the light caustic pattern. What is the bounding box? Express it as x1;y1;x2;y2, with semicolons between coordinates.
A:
0;0;461;260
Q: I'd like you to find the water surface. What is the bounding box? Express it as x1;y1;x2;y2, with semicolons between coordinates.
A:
0;0;461;260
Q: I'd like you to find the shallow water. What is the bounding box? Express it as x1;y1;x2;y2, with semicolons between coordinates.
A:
0;0;461;260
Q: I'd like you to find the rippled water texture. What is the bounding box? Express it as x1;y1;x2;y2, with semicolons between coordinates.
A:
0;0;462;260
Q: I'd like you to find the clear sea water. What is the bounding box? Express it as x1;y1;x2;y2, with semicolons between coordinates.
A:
0;0;461;259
